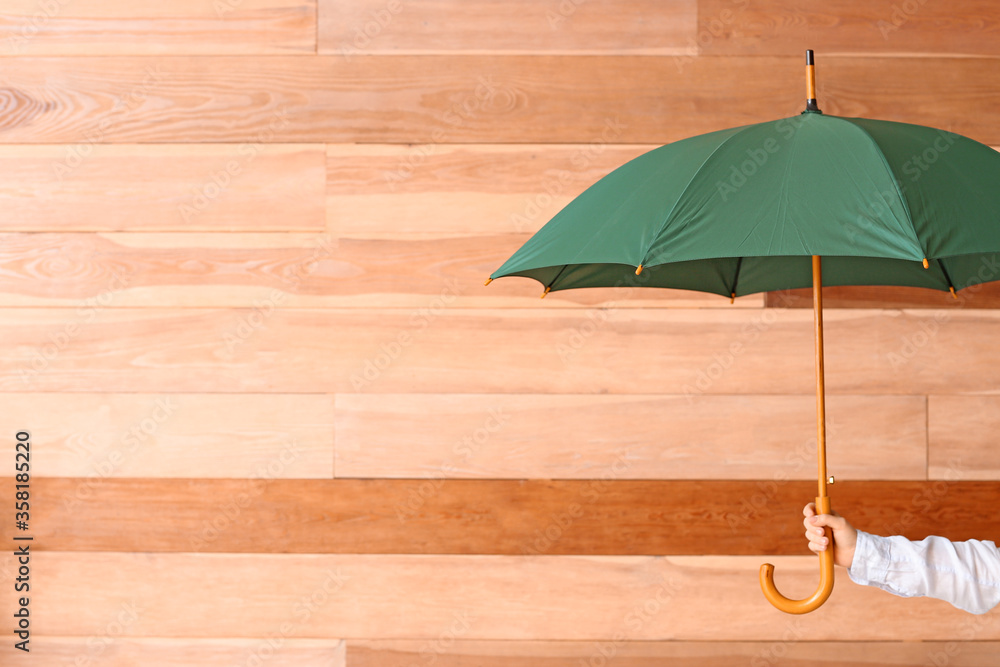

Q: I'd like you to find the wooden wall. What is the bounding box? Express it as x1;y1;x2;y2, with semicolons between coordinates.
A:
2;1;1000;664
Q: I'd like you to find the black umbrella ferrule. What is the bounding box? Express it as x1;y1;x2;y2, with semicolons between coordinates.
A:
804;49;821;113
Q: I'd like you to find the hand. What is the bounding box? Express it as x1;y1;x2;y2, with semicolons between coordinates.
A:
803;503;858;569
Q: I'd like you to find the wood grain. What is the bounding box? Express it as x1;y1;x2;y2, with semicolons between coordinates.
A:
335;394;927;480
0;637;344;666
327;143;653;236
318;0;696;55
2;56;1000;144
0;144;326;231
5;479;995;555
2;307;999;395
929;395;1000;480
5;551;998;640
0;393;333;478
0;232;757;309
766;284;1000;309
698;0;1000;57
0;0;315;55
345;640;1000;667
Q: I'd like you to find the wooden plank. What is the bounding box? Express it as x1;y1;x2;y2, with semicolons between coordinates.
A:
0;0;315;55
0;637;344;666
5;479;996;555
766;284;1000;309
2;307;999;395
2;56;1000;144
7;551;1000;640
0;145;326;232
326;143;655;236
318;0;696;55
335;394;926;480
346;640;1000;667
0;393;333;478
929;395;1000;480
698;0;1000;57
0;232;758;309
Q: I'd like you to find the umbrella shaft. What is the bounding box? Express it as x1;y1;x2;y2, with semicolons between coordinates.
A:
813;256;828;499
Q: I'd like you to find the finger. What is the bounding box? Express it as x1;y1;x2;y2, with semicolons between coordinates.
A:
802;503;817;518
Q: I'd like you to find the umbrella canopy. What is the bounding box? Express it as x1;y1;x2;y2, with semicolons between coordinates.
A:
488;52;1000;615
491;111;1000;298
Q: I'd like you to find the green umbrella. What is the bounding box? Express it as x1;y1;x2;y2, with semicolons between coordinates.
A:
487;51;1000;614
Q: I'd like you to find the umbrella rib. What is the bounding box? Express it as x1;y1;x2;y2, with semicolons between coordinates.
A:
833;116;925;260
729;256;744;298
639;123;760;267
937;258;958;295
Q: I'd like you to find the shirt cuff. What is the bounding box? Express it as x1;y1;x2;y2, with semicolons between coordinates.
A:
847;529;890;587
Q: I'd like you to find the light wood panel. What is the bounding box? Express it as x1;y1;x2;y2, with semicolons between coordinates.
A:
698;0;1000;57
318;0;696;55
8;480;995;554
929;395;1000;480
0;145;326;231
2;57;1000;144
0;0;315;55
345;640;1000;667
327;143;653;236
0;637;344;666
6;552;997;640
0;232;755;309
3;308;999;395
335;394;926;480
0;393;333;478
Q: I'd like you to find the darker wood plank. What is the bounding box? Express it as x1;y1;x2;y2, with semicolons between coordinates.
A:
698;0;1000;57
2;56;1000;144
766;283;1000;309
6;478;997;554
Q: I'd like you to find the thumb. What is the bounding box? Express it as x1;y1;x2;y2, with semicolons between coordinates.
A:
809;512;845;531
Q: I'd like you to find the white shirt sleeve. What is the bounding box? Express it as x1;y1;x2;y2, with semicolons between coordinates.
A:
848;530;1000;614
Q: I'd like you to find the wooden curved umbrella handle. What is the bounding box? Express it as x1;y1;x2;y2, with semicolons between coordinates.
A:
759;496;835;614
